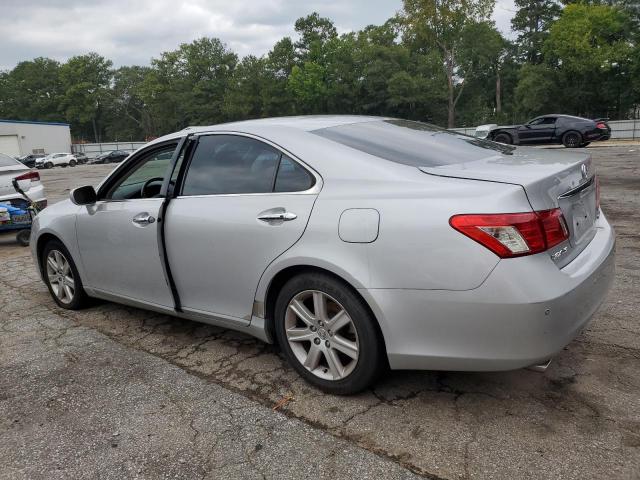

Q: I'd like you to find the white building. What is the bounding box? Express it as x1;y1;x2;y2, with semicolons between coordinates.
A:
0;119;72;157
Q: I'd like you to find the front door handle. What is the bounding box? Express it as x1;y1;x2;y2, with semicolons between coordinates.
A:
132;212;156;226
257;211;297;223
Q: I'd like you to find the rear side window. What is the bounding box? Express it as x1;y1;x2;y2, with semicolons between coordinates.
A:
181;135;315;196
275;155;314;192
312;119;513;167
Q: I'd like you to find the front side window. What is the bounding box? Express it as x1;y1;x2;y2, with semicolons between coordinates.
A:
181;135;314;196
105;144;177;200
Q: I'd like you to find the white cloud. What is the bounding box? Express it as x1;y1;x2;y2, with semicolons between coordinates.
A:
0;0;515;70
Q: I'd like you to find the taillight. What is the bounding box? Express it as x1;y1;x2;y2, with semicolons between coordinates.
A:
596;122;607;130
450;208;569;258
15;171;40;182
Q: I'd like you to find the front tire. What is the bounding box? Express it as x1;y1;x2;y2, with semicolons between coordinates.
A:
563;131;582;148
45;161;53;169
42;240;89;309
493;132;512;144
274;272;383;394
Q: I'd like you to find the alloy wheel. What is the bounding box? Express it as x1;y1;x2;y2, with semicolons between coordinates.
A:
565;133;580;147
285;290;359;381
46;250;75;304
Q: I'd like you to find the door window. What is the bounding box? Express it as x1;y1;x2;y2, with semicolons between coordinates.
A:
528;117;556;126
105;144;177;200
181;135;314;196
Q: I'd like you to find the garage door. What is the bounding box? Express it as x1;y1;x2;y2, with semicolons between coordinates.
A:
0;135;20;157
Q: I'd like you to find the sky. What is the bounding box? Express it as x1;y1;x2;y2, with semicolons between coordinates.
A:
0;0;517;70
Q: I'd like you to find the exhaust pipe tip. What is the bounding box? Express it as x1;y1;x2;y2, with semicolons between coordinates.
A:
527;359;552;372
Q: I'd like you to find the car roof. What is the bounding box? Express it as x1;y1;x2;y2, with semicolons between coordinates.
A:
540;114;588;120
148;115;387;145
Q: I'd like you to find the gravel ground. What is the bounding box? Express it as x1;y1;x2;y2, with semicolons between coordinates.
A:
0;145;639;479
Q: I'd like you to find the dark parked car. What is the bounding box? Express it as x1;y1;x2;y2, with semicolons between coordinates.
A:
486;115;611;148
16;154;45;168
89;150;129;164
74;153;89;164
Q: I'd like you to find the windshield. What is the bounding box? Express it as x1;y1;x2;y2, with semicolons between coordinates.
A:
312;119;514;167
0;153;21;167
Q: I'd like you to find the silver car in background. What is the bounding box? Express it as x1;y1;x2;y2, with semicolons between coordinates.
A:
30;116;615;394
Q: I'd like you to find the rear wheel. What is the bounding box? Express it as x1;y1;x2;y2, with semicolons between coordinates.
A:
274;272;383;394
42;240;89;309
494;132;512;144
563;131;582;148
69;159;77;167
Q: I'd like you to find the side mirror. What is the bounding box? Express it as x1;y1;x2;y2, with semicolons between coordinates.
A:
70;185;97;206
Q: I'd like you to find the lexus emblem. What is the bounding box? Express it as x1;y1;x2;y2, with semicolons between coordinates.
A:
581;164;588;179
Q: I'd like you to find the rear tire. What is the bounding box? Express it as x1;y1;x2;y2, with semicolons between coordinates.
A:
494;133;512;144
42;240;90;310
274;272;383;395
563;131;582;148
69;160;77;167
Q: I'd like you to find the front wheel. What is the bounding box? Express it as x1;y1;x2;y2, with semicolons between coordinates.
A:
493;132;512;144
42;240;90;309
563;131;583;148
274;272;383;394
45;161;53;169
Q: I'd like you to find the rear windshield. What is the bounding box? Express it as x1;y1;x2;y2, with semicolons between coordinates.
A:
312;119;513;167
0;153;20;167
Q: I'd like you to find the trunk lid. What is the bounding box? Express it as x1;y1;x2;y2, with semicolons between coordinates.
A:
420;147;598;267
0;164;29;199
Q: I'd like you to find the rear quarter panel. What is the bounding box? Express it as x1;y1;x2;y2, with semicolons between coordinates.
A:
256;165;533;303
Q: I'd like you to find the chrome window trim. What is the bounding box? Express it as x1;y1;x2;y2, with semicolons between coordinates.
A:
177;130;323;197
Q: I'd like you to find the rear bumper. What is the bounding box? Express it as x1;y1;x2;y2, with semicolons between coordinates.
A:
361;215;616;371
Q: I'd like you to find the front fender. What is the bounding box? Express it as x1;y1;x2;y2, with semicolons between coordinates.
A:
31;201;83;281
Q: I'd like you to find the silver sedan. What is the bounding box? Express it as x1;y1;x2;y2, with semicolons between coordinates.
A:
30;116;615;394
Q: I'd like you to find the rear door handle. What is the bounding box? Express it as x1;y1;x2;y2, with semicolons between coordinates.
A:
132;212;156;226
257;211;297;223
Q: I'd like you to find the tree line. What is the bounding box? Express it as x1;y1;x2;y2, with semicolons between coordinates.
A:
0;0;638;142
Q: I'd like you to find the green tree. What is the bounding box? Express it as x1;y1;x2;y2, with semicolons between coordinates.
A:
106;66;154;140
401;0;495;127
147;37;237;131
0;58;64;122
544;3;635;117
223;55;268;120
287;62;327;113
59;53;112;142
511;0;562;63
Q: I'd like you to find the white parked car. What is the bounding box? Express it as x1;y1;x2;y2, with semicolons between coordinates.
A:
0;152;47;208
35;153;78;169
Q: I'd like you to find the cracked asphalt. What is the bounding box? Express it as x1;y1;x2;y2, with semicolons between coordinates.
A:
1;145;639;479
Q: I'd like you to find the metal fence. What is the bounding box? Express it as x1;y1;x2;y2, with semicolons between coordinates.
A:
451;119;640;139
71;141;146;159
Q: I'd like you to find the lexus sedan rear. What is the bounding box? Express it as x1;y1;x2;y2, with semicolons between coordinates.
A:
30;116;615;394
